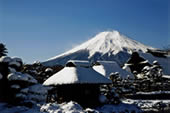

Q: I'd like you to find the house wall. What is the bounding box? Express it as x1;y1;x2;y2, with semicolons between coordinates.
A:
47;84;101;108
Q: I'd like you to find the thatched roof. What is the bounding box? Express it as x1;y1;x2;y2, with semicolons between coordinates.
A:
43;66;112;86
93;61;133;78
66;60;92;68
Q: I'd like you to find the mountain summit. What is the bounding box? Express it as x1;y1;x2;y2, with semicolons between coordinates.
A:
43;30;154;66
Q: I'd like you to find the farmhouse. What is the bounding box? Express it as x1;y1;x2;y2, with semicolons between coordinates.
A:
43;60;111;107
125;52;152;73
93;61;133;79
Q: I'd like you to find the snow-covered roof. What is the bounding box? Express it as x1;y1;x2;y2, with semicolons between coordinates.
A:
93;61;133;78
139;52;170;75
66;60;92;68
43;66;112;86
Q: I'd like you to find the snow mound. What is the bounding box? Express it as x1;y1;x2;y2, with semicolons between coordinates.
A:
40;101;84;113
40;103;61;113
61;101;84;113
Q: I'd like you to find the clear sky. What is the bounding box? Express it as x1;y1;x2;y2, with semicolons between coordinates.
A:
0;0;169;63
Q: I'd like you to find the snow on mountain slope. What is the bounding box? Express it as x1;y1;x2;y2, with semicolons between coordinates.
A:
42;30;154;66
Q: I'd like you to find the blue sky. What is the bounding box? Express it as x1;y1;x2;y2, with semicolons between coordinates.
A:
0;0;169;63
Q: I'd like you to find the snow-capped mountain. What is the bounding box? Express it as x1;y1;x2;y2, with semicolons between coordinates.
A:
42;30;154;66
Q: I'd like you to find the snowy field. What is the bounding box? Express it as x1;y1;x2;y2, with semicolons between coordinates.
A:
0;101;142;113
1;99;170;113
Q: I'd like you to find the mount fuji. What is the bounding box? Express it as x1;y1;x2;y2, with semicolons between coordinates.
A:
42;30;154;66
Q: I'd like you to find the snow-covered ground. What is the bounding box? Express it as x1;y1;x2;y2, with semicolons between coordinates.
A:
4;99;169;113
0;103;41;113
123;99;170;112
0;101;142;113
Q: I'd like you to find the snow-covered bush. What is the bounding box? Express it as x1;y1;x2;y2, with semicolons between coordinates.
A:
100;85;121;105
8;67;16;73
122;63;131;73
0;56;48;107
7;72;47;106
98;72;126;105
17;84;48;104
0;56;11;102
109;72;122;83
141;60;163;81
8;72;37;84
125;60;165;92
23;63;63;83
0;56;23;72
0;56;11;63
